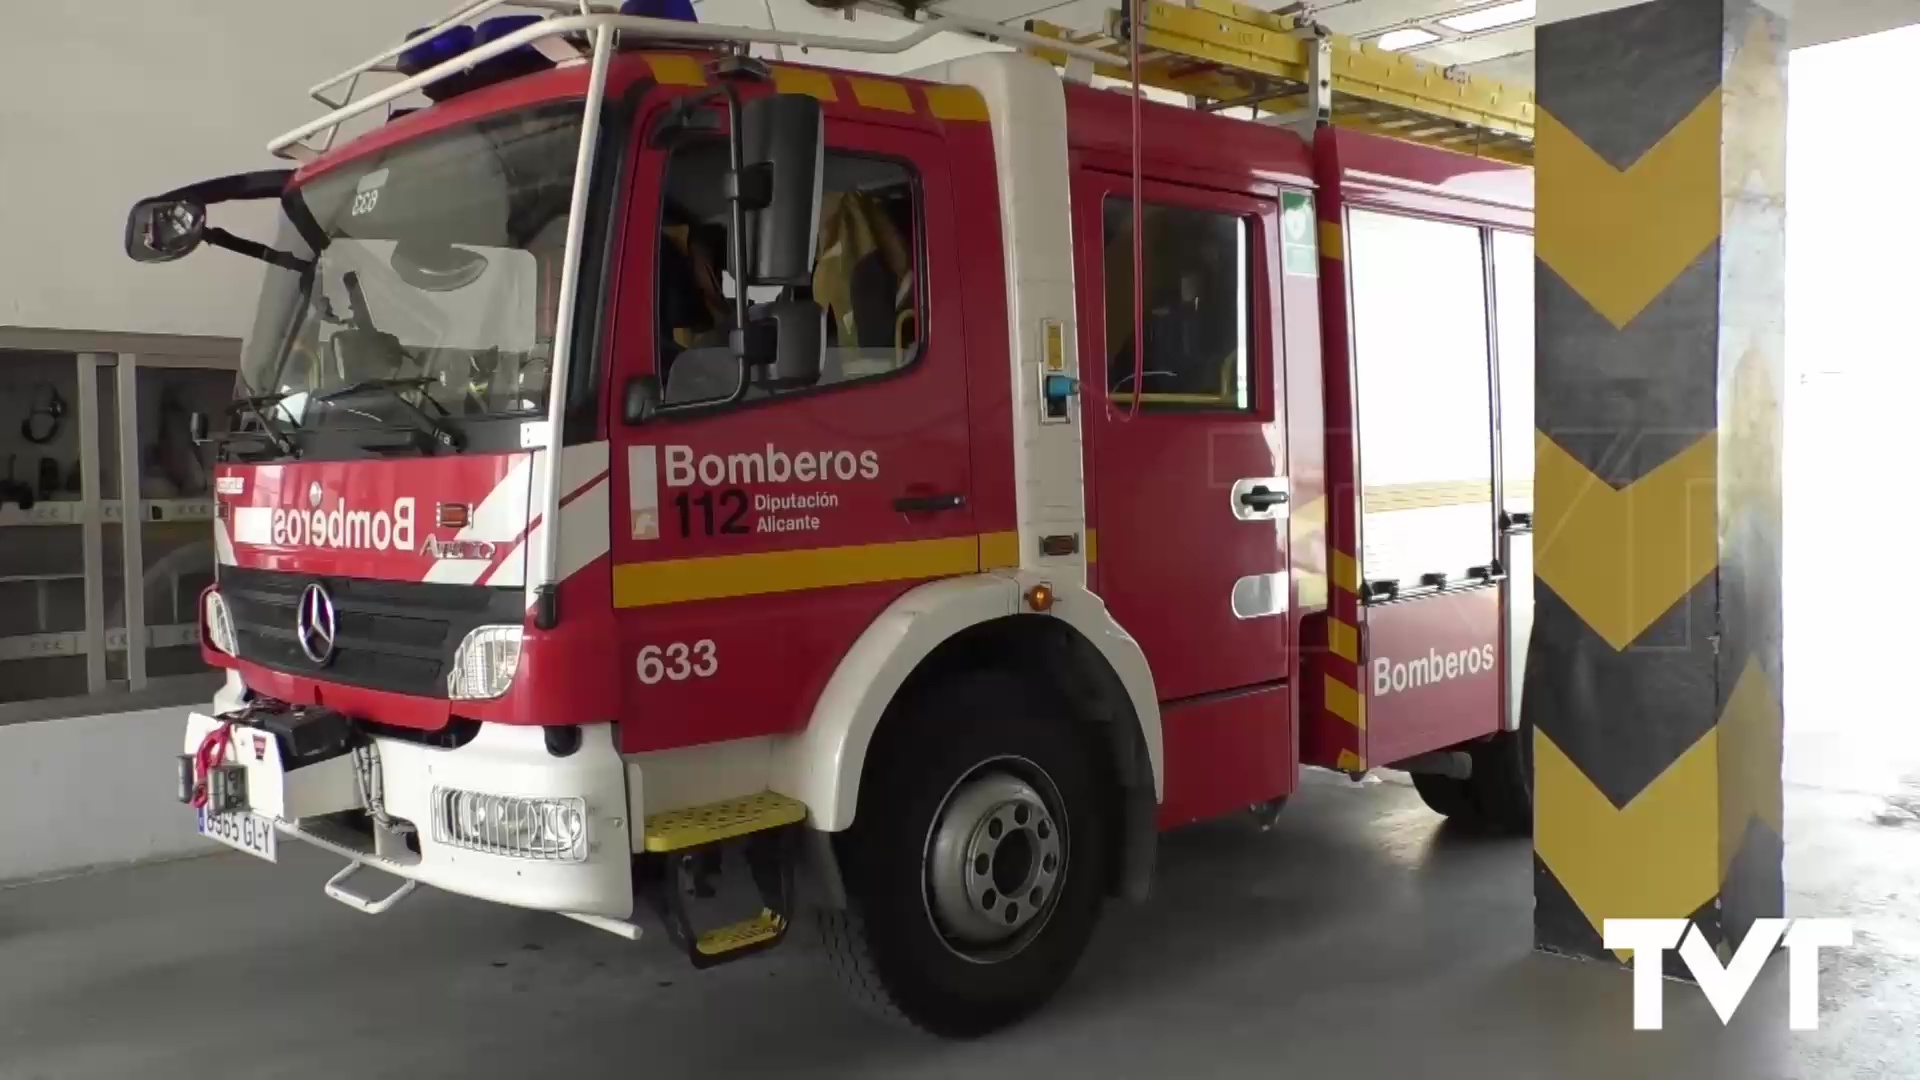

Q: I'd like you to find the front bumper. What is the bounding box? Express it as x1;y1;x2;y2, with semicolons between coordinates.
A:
183;711;636;920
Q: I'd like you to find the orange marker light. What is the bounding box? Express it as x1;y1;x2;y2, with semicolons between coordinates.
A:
1025;583;1054;612
437;503;471;529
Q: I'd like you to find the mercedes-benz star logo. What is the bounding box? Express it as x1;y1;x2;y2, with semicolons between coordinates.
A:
308;481;324;509
296;583;337;665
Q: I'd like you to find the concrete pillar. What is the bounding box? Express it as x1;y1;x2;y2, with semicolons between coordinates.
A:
1529;0;1788;961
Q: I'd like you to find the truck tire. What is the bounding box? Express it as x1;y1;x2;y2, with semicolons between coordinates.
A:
818;670;1110;1037
1410;723;1532;835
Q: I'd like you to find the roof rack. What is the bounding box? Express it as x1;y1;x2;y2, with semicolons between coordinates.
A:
270;0;1117;161
1023;0;1535;165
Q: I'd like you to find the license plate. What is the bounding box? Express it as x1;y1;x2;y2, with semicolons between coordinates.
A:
197;809;278;862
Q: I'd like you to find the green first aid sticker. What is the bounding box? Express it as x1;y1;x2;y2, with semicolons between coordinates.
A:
1281;191;1317;277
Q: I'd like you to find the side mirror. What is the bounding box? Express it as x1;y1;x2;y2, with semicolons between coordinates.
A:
738;93;824;287
744;300;824;390
125;198;208;263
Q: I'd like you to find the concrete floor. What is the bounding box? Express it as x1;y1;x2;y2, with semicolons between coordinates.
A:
3;765;1916;1079
0;373;1910;1079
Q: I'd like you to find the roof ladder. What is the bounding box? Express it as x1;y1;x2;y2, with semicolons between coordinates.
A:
1021;0;1535;165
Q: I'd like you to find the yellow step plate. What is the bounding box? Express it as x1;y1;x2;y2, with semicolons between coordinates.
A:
695;909;786;958
643;791;807;853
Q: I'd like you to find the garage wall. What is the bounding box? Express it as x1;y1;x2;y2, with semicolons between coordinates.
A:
0;707;214;883
0;0;997;344
0;0;458;340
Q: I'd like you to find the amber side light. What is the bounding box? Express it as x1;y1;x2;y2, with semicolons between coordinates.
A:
437;503;471;529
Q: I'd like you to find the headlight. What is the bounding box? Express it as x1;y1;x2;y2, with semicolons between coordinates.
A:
447;624;521;699
431;788;587;861
204;589;238;655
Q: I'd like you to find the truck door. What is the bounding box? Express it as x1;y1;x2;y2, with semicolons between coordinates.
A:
606;110;973;753
1073;172;1290;702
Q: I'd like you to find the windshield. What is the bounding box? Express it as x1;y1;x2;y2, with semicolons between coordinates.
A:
240;101;583;433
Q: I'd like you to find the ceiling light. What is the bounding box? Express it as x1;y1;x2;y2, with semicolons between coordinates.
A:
1376;27;1440;51
1439;0;1536;34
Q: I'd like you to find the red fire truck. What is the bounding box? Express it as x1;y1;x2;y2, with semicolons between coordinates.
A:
128;0;1536;1035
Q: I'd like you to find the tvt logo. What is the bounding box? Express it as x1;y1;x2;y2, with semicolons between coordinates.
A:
1605;918;1853;1031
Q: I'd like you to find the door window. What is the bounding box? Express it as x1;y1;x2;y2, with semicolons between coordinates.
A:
656;142;920;406
1101;198;1252;411
1346;209;1495;590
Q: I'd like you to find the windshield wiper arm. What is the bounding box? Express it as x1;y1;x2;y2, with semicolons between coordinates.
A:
221;392;301;458
318;377;465;453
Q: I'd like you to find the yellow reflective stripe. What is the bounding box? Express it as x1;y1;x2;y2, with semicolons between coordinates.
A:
646;54;706;86
613;536;979;608
978;530;1020;570
923;84;988;121
1320;221;1343;261
1328;618;1358;662
1325;674;1365;729
1331;550;1358;595
848;76;914;113
771;65;837;101
1336;748;1365;772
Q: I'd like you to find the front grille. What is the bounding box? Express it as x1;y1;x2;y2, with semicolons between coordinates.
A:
218;566;523;698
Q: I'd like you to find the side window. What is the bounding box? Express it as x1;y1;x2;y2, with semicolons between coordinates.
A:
1346;209;1495;591
1102;198;1252;411
656;140;920;406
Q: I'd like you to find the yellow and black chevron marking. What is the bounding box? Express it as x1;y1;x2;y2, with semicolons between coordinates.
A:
1530;0;1787;961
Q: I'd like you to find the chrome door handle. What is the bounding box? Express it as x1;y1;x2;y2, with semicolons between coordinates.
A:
1239;486;1290;510
1230;477;1291;521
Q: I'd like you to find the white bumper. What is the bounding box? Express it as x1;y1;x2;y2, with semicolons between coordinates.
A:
184;712;635;919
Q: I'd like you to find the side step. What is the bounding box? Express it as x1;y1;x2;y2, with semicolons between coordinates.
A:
643;791;807;852
642;792;807;969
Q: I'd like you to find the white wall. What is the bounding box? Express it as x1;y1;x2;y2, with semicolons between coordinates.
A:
0;0;473;340
0;0;1003;345
0;707;216;882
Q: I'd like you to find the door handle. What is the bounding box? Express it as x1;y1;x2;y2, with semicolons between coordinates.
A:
893;493;966;513
1238;485;1290;510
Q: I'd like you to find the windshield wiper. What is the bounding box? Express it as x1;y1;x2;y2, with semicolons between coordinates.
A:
220;391;301;458
318;377;465;453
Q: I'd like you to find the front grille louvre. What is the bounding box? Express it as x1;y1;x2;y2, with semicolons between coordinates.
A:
218;566;522;698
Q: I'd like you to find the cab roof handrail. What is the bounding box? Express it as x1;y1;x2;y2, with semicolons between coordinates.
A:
272;0;1118;161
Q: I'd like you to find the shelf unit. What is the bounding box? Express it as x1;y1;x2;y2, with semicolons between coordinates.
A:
0;347;235;710
0;624;199;663
0;498;214;528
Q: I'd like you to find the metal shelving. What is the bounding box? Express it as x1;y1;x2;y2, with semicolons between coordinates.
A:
0;498;214;528
0;624;199;664
0;349;231;703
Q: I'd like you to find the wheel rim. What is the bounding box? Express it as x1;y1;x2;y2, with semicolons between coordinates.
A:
922;757;1068;962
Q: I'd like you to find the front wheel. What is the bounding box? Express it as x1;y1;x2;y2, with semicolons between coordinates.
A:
819;671;1109;1037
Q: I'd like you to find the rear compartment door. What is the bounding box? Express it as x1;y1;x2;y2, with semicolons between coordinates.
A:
606;115;974;753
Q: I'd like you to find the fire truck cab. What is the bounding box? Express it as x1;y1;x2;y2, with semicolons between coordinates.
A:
131;1;1534;1037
